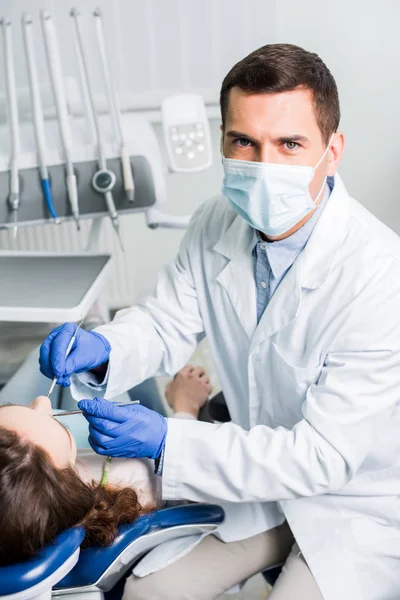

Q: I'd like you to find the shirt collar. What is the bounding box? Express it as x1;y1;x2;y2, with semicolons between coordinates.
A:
252;176;334;279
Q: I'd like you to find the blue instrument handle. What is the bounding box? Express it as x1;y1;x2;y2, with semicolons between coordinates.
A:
41;178;59;221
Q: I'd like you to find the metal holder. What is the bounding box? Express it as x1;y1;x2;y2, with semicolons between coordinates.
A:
0;154;156;229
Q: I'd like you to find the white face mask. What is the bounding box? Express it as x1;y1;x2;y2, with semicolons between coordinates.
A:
222;136;333;237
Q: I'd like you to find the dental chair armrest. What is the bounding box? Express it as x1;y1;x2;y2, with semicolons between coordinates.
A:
150;503;224;528
0;527;85;597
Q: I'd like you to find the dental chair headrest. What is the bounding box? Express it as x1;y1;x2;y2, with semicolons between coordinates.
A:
0;527;85;595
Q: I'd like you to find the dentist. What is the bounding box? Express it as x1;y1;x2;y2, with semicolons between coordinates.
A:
40;44;400;600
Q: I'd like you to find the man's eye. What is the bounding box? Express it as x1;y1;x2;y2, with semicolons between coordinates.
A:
234;137;252;148
285;141;299;150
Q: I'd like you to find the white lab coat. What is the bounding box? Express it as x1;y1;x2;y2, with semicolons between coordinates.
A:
72;175;400;599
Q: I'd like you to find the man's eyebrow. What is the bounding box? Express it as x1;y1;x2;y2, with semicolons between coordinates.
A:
225;131;310;145
274;134;310;144
225;130;258;143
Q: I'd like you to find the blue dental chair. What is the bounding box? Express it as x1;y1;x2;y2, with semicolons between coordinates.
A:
0;503;225;600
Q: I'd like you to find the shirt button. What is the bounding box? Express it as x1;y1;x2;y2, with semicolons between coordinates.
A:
261;281;267;289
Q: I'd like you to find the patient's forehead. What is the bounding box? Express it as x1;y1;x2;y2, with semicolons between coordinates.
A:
0;404;39;425
0;404;75;467
0;404;50;426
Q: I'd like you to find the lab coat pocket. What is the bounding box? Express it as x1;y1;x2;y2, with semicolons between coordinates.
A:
263;342;322;428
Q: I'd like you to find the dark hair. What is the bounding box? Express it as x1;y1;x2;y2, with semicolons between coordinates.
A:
220;43;340;144
0;427;146;566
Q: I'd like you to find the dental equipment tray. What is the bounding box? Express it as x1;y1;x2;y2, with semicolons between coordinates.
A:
0;252;112;322
0;155;156;228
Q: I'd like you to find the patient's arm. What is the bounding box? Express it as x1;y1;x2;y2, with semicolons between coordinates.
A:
165;365;212;418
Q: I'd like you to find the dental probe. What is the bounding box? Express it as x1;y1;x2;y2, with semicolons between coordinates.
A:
93;7;135;202
21;14;59;224
47;319;84;399
54;400;140;417
41;10;80;230
70;8;124;252
1;18;20;238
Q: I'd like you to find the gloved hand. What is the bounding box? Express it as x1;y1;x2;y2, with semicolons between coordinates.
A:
78;397;168;459
39;323;111;387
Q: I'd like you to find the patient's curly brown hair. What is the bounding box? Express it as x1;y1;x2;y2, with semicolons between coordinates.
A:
0;426;144;566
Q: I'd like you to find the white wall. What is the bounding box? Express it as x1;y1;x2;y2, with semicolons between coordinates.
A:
0;0;275;113
273;0;400;229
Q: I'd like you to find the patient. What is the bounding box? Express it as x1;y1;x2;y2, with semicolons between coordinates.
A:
0;365;211;566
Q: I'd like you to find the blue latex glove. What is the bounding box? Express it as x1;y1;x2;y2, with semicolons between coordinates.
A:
78;397;167;459
39;323;111;387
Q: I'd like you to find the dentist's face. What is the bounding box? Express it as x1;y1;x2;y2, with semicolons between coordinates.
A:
221;87;344;196
0;396;77;468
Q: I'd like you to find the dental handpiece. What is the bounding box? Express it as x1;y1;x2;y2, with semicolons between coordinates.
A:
1;18;20;239
93;7;135;202
70;8;124;252
41;10;80;230
22;13;59;224
47;319;84;399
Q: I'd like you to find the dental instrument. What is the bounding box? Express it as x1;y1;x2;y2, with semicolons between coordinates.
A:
1;18;20;238
70;7;124;252
93;7;135;202
40;10;80;230
54;400;140;417
21;14;59;225
47;318;84;398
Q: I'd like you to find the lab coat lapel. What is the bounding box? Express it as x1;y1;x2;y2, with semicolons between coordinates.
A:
300;174;350;290
253;174;351;344
214;214;257;339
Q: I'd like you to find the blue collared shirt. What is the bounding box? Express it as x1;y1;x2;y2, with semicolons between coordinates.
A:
253;177;333;323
